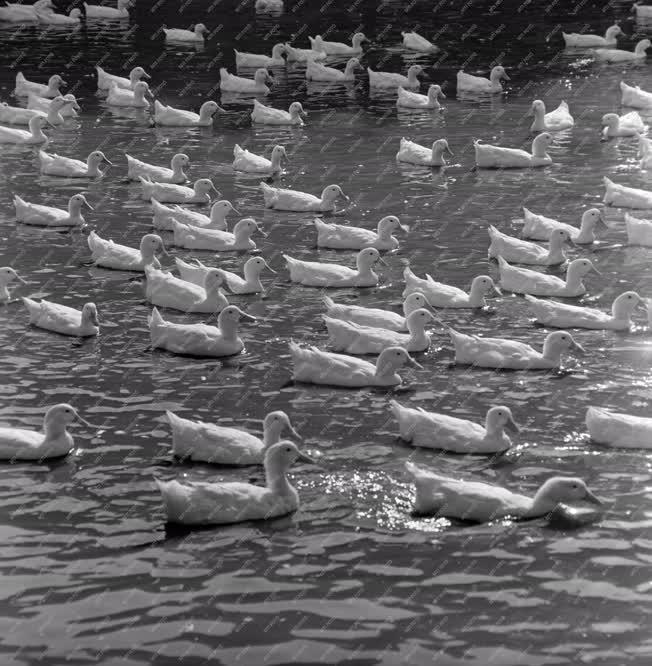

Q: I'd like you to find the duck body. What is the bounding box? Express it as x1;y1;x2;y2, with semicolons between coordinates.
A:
396;137;452;167
171;218;261;252
140;177;216;204
314;216;404;251
497;257;594;297
308;32;366;55
0;116;48;144
261;182;346;212
96;65;149;90
151;199;235;232
306;58;359;82
284;44;326;62
235;44;286;68
163;24;208;43
0;102;44;125
88;231;163;272
153;100;220;127
403;267;498;308
620;81;652;109
368;65;421;89
233;144;286;176
529;100;574;132
145;266;229;313
625;212;652;246
457;66;509;93
402;30;438;53
586;406;652;449
126;154;188;184
220;67;272;94
39;150;111;178
23;298;99;337
487;226;569;265
602;111;647;138
474;133;552;168
0;0;52;22
250;99;305;125
84;0;131;19
14;193;90;227
106;81;150;107
603;177;652;209
396;85;444;110
35;7;82;24
285;248;380;288
563;24;621;47
520;207;603;244
594;39;651;62
14;72;65;98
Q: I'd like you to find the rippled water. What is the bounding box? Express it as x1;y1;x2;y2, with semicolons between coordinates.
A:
1;0;652;663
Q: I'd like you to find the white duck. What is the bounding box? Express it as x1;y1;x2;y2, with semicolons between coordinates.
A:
405;463;601;522
457;66;509;93
151;199;238;232
475;133;553;168
23;299;99;337
145;266;229;314
251;99;306;125
166;410;300;465
529;100;574;132
448;328;584;370
403;267;500;308
324;309;436;354
88;231;167;271
586;406;652;449
163;24;208;43
401;30;438;53
126;153;189;184
520;207;604;244
284;44;327;62
220;67;273;94
14;72;65;97
0;96;73;125
625;212;652;246
148;305;255;358
235;44;286;68
368;64;422;89
290;343;421;388
634;2;652;18
594;39;650;62
175;256;275;295
396;85;445;110
638;135;652;169
498;257;598;297
620;81;652;109
392;402;519;454
0;0;52;21
153;99;222;127
603;176;652;209
487;226;571;265
14;193;92;227
256;0;284;11
85;0;132;19
140;177;218;204
396;138;453;167
315;215;407;251
308;32;367;55
602;111;647;138
322;292;431;332
96;65;149;90
171;218;264;252
39;149;112;178
35;7;82;24
155;441;311;525
563;24;622;47
0;404;96;460
306;57;360;82
106;80;150;107
0;116;49;145
261;182;348;212
284;247;383;288
525;292;641;331
0;267;26;303
27;94;77;123
233;144;287;176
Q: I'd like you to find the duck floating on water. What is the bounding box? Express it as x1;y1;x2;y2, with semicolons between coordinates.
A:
106;81;150;108
498;257;599;297
457;66;509;93
306;58;360;82
396;137;453;167
284;44;327;62
35;7;82;25
163;24;209;43
625;212;652;246
308;32;367;55
475;133;553;168
620;81;652;109
14;193;92;227
586;406;652;449
233;144;287;176
151;199;238;232
519;207;605;244
562;23;622;48
261;182;348;212
594;39;651;62
403;268;500;308
96;65;149;90
14;72;65;98
235;44;286;68
176;256;275;295
603;176;652;209
88;231;167;271
529;100;574;132
126;153;189;184
0;116;49;145
145;266;229;314
602;111;647;138
488;226;571;265
39;149;112;178
251;99;306;125
396;85;445;110
171;218;265;252
314;215;407;251
402;30;438;53
285;247;383;288
368;64;422;89
23;299;99;337
0;267;26;303
153;100;222;127
85;0;132;19
220;67;273;94
0;0;52;22
140;177;218;204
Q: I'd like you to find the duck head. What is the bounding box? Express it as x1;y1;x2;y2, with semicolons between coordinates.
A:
321;184;348;204
377;215;408;237
202;269;228;293
28;115;50;134
469;275;501;300
44;403;96;434
432;138;453;159
403;292;431;316
271;43;287;60
254;68;274;85
490;65;509;83
405;308;438;333
0;267;26;288
542;331;585;360
68;193;93;213
611;291;641;320
130;66;150;83
210;200;240;221
48;74;66;91
375;346;422;377
199;100;225;121
605;24;623;38
528;99;546;119
87;150;113;171
548;228;573;249
356;247;385;272
81;302;100;328
289;101;307;120
580;208;605;231
486;406;520;434
263;411;301;445
194;23;209;37
171;153;190;170
235;218;267;239
193;178;219;197
352;32;368;48
427;84;446;102
531;132;553;158
244;256;276;279
635;38;651;54
532;477;602;514
567;258;600;282
140;233;168;260
264;440;314;476
217;305;257;333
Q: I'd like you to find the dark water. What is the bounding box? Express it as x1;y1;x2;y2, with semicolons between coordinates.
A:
1;0;652;663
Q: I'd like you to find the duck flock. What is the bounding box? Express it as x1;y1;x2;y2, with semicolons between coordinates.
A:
2;0;652;529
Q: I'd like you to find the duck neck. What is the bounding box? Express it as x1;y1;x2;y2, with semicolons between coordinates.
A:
484;417;504;438
44;418;68;440
432;145;445;164
344;61;356;77
489;70;502;85
408;324;429;347
270;152;283;171
524;486;561;518
547;235;567;262
612;300;634;321
467;283;486;307
68;200;83;220
86;159;102;177
407;71;419;85
243;267;263;290
47;108;63;124
356;262;376;279
31;125;47;141
265;465;295;496
191;187;208;203
171;163;187;180
234;226;252;244
204;283;227;308
565;267;584;291
635;41;648;55
530;108;545;131
198;105;213;123
218;317;240;341
576;219;596;243
532;139;549;159
541;339;562;363
262;425;281;448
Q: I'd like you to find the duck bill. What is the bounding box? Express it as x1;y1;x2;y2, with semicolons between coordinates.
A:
142;72;151;79
14;273;28;285
502;72;511;80
597;213;609;229
377;255;389;266
102;157;114;167
445;145;454;156
239;311;258;322
158;244;170;258
296;451;315;464
215;105;227;113
210;183;220;196
230;206;242;215
591;265;602;276
288;425;302;440
257;226;268;238
584;489;603;506
75;411;101;428
265;263;277;274
439;90;446;98
493;285;502;296
90;311;100;327
399;224;410;233
407;355;423;370
572;340;586;354
83;198;94;210
506;416;520;434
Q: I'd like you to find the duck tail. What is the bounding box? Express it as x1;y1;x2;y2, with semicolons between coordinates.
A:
148;306;164;328
321;295;336;311
21;296;39;318
233;143;242;156
404;460;421;478
496;255;509;269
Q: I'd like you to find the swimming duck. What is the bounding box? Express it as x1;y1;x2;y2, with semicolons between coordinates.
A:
284;247;383;288
0;267;27;303
620;81;652;108
308;32;367;55
401;30;439;53
166;410;300;465
525;292;641;330
368;64;422;89
290;342;421;387
127;153;189;184
251;99;306;125
475;133;553;168
396;85;445;110
85;0;132;19
448;328;584;370
405;462;601;522
88;231;167;271
403;267;500;308
171;218;265;252
14;193;92;227
638;135;652;169
603;176;652;208
306;57;360;82
261;182;348;212
314;215;407;251
563;24;622;47
235;44;286;68
153;100;222;127
488;226;571;265
457;66;509;93
520;207;604;244
140;177;218;204
220;68;273;94
322;292;430;332
148;305;255;357
0;116;49;144
625;212;652;246
145;266;229;314
39;149;112;178
175;256;275;294
14;72;65;98
28;92;79;118
497;257;598;297
392;402;518;454
529;100;574;132
96;65;149;90
233;144;287;176
155;440;311;525
0;403;96;460
0;96;73;125
594;39;650;62
586;406;652;449
106;80;151;107
163;24;208;43
35;7;82;24
0;0;52;21
634;2;652;18
23;298;99;337
151;199;238;232
256;0;284;11
396;138;453;167
602;111;647;138
284;43;326;61
324;308;436;354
